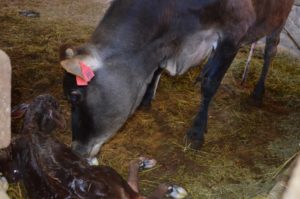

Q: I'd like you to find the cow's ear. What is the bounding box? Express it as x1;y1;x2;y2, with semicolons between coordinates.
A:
59;44;76;61
60;58;84;79
11;103;29;119
105;0;115;5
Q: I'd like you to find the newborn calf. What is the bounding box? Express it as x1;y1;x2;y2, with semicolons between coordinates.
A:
0;94;187;199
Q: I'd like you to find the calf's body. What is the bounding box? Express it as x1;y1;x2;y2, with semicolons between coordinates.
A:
0;95;186;199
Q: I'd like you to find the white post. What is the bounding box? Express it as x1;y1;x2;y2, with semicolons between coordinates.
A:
0;50;11;149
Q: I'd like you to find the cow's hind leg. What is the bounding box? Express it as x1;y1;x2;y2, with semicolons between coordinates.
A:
251;28;282;106
140;68;163;108
186;38;240;149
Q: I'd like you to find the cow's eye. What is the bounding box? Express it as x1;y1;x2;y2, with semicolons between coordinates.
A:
70;90;82;104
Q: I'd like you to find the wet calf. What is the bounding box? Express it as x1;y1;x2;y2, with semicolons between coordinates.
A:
0;94;187;199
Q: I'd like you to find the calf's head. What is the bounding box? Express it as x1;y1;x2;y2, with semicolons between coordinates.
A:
12;94;66;134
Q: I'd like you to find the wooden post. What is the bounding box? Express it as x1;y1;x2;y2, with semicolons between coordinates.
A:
282;156;300;199
0;50;11;149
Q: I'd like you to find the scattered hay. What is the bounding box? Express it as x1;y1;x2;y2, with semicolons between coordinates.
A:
0;2;299;199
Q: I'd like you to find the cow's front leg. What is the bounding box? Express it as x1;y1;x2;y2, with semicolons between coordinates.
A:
140;68;163;108
186;38;240;149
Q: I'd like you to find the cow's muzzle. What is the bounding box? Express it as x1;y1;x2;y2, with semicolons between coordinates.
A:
71;141;101;158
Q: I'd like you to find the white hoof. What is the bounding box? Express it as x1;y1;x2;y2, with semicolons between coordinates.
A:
87;157;99;166
167;185;188;199
139;157;157;170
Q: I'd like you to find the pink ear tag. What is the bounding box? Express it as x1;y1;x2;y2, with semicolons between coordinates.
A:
80;62;95;82
76;76;88;86
76;62;95;86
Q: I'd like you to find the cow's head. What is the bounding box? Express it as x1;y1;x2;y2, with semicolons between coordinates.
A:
61;43;157;157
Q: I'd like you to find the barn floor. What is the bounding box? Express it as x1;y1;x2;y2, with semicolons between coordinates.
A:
1;1;300;199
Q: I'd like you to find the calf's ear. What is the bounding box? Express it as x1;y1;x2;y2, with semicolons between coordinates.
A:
11;104;29;119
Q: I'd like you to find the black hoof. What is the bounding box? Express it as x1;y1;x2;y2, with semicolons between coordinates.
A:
250;93;263;107
186;139;204;150
185;130;205;150
138;101;152;111
251;85;264;107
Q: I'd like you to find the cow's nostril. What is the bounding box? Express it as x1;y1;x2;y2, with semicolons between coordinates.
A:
70;90;82;104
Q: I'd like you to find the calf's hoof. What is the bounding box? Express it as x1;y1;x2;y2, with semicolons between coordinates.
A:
167;185;188;199
138;157;157;170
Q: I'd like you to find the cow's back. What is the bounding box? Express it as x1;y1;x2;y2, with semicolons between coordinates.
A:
244;0;294;43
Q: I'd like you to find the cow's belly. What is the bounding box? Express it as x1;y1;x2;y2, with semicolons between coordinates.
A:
162;29;219;76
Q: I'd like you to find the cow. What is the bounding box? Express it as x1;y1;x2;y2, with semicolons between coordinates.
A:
61;0;294;158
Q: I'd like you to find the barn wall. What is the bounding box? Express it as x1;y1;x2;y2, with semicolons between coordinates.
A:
280;2;300;57
0;50;11;149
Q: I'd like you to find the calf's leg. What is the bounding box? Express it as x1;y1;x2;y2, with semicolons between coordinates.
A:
147;184;170;199
127;158;187;199
127;159;141;193
127;157;157;193
147;184;187;199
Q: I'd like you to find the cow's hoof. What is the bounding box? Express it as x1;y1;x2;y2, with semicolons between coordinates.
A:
186;138;204;150
138;100;152;111
87;157;99;166
139;157;157;170
185;130;204;150
249;94;263;107
167;185;188;199
251;85;264;107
